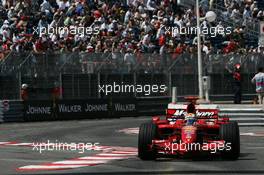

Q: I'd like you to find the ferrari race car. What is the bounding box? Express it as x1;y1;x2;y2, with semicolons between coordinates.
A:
138;97;240;160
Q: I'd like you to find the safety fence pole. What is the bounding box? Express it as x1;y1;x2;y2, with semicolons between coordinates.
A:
172;87;177;103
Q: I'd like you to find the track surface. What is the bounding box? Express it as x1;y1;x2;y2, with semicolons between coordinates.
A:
0;117;264;175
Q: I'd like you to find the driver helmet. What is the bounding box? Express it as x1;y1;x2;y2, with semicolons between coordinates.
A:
185;113;196;125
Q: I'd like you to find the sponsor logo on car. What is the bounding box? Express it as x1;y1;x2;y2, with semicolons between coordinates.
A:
172;110;215;118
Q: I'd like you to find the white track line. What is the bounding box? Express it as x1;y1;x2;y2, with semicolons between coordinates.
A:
18;165;88;171
17;146;138;171
78;156;129;160
52;160;108;165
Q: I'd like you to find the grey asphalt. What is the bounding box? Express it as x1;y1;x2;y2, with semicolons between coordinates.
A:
0;117;264;175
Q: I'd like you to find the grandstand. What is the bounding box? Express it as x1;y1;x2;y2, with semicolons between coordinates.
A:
0;0;262;55
0;0;263;100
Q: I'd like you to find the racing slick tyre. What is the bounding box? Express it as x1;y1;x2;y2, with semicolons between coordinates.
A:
220;121;240;160
138;122;157;160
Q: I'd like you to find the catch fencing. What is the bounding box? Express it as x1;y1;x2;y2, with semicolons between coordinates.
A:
0;51;263;100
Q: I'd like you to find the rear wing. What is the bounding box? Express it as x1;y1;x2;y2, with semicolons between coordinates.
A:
167;103;219;119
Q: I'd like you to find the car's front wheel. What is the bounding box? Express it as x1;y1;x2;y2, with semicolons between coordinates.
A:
138;122;157;160
220;121;240;160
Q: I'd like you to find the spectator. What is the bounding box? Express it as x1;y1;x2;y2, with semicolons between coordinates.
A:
21;83;29;101
0;0;261;63
0;50;4;61
251;67;264;104
124;48;136;65
172;43;184;59
232;64;242;104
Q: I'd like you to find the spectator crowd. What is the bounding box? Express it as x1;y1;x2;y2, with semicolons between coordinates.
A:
0;0;264;63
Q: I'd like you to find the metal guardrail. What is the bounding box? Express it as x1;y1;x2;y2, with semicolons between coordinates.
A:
22;98;138;121
0;97;262;124
0;98;169;122
0;101;3;123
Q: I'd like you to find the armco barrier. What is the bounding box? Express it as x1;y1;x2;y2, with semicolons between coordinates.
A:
23;98;138;121
57;99;109;119
2;97;263;124
1;97;168;122
5;96;250;123
111;98;137;117
0;100;24;122
23;100;54;121
0;102;3;123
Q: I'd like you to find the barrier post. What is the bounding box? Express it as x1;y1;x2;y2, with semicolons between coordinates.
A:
97;73;101;98
18;69;22;100
133;73;137;97
59;73;63;99
168;72;172;96
202;76;211;102
205;90;209;102
172;87;177;103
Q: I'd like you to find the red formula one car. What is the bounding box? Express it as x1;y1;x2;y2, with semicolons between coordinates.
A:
138;97;240;160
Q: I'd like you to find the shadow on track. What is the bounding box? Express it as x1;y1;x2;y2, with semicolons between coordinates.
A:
153;152;256;162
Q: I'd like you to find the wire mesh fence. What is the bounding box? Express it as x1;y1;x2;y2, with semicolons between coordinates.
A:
0;51;262;100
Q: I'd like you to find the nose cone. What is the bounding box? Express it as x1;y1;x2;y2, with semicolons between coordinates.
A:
181;126;197;143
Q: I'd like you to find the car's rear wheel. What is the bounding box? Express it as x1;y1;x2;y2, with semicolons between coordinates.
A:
138;122;157;160
220;121;240;160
